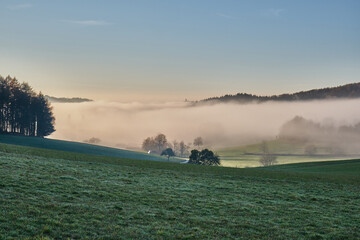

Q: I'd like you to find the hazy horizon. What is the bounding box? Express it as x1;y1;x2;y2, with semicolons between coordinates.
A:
1;0;359;101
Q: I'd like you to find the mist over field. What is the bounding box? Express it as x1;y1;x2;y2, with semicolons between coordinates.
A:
49;99;360;150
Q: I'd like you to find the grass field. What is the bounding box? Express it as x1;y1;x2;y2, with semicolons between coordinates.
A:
1;141;359;239
217;139;360;168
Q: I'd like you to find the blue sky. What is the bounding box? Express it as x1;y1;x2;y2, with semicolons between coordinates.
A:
1;0;359;101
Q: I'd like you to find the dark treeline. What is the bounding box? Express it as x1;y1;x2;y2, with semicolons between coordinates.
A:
0;75;55;137
198;82;360;104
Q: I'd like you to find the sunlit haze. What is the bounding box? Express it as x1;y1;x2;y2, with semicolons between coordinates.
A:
50;99;360;150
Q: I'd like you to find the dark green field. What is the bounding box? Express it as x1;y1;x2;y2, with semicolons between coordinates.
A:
1;138;359;239
0;134;171;162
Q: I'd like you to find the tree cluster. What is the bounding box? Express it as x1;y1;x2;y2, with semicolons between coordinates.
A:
188;149;220;166
142;134;218;165
142;133;192;157
0;75;55;137
142;133;169;154
161;148;175;161
171;140;191;157
279;116;360;143
279;116;360;155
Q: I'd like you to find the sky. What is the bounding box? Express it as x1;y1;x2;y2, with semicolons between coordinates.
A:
1;0;359;101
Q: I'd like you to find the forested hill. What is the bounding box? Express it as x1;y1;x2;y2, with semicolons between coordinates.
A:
198;82;360;104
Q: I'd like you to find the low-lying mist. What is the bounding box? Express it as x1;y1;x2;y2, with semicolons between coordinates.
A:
49;99;360;151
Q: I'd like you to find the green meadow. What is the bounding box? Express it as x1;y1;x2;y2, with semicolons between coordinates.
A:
0;138;359;239
217;139;359;168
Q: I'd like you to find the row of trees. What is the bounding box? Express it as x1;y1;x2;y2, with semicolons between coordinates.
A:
142;134;204;157
142;134;220;165
0;75;55;137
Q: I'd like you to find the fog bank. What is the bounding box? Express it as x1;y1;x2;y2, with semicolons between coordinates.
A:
49;99;360;150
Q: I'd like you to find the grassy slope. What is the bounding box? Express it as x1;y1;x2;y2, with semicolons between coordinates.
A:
0;134;172;162
267;159;360;176
217;139;359;168
0;143;359;239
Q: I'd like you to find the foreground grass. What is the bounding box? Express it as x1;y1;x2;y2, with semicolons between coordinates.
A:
1;145;360;239
267;159;360;176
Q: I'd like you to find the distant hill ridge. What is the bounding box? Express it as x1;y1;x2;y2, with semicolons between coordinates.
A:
198;82;360;104
45;95;93;103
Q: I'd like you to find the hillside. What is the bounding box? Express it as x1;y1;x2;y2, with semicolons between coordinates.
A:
0;143;359;239
2;134;357;168
198;82;360;104
0;134;171;162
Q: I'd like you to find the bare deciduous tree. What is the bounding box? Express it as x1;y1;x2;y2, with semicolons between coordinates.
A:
259;141;277;166
179;141;186;157
193;137;203;149
172;140;179;156
154;133;167;153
